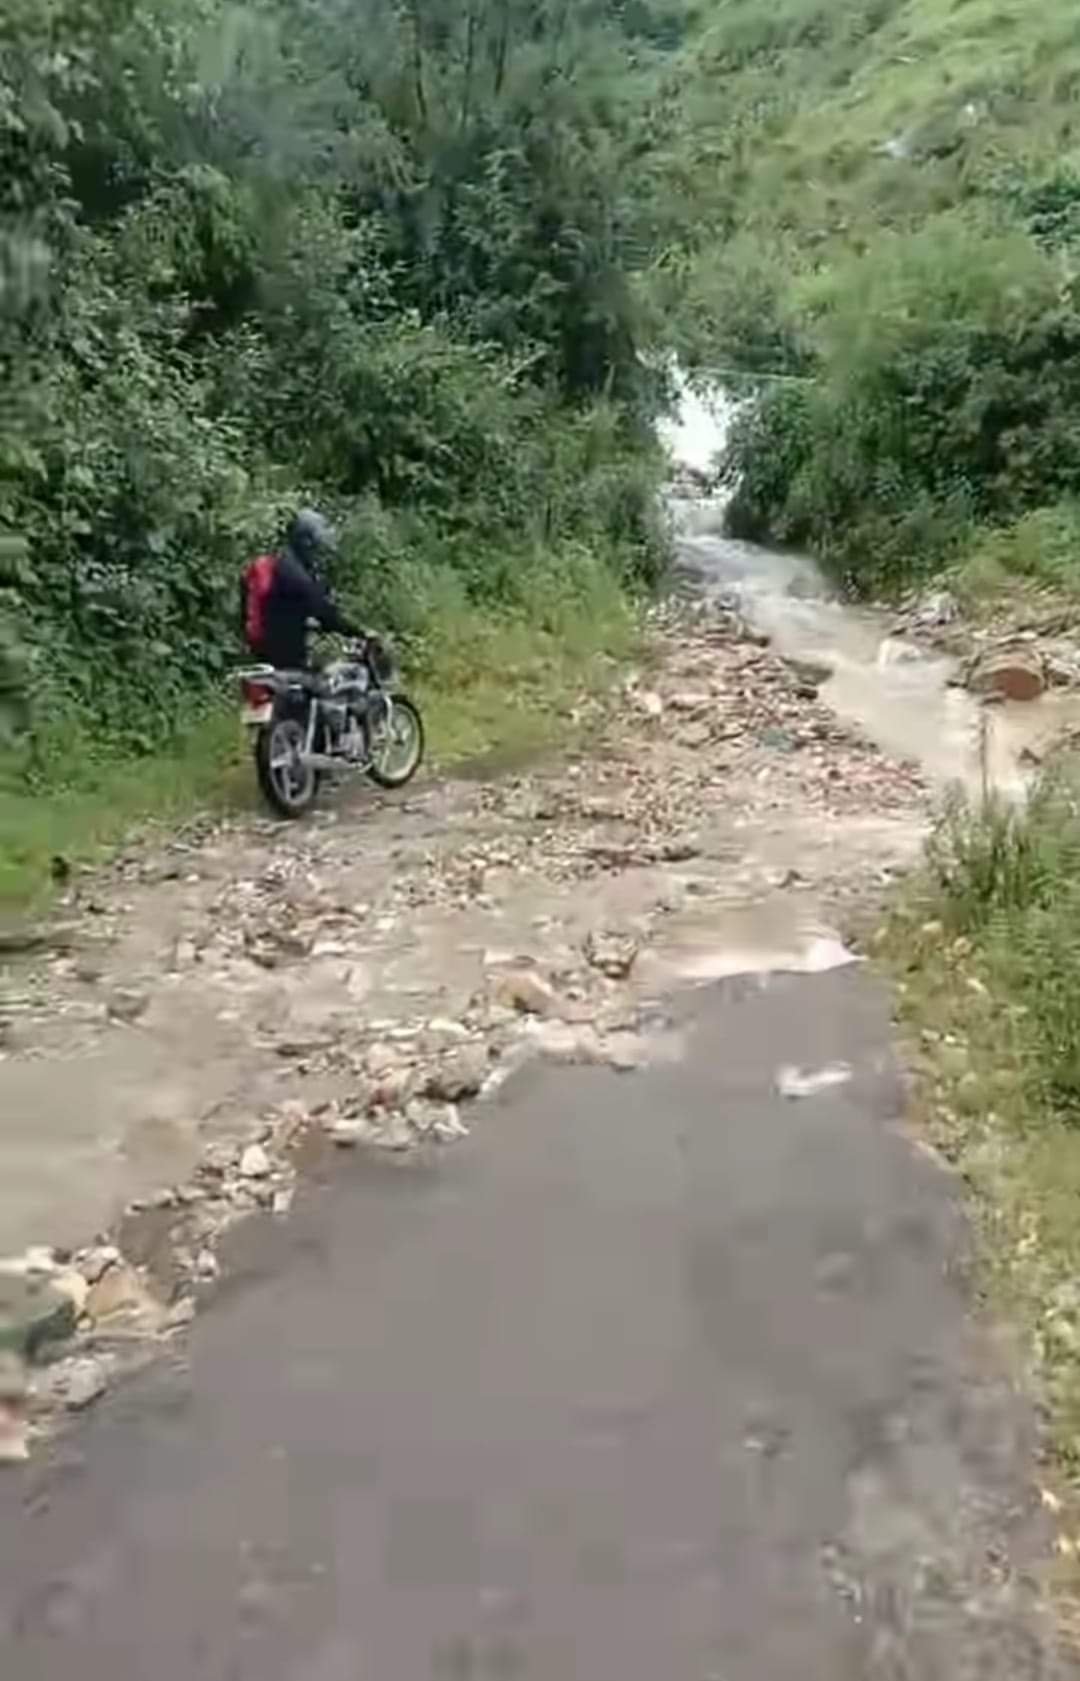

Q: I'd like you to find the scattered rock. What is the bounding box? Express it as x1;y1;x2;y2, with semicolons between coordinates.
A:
584;928;640;981
194;1249;219;1282
166;1297;197;1330
600;1033;648;1073
36;1353;110;1412
432;1104;469;1143
669;690;711;714
576;795;617;822
372;1113;415;1152
637;690;664;720
910;589;959;632
425;1017;471;1044
86;1263;162;1328
525;1020;606;1065
172;937;198;970
238;1143;272;1180
199;1143;238;1180
77;1246;121;1286
491;968;561;1018
330;1116;377;1148
781;656;834;690
106;988;149;1025
369;1063;416;1110
758;726;798;753
655;839;701;865
423;1044;490;1102
364;1041;401;1078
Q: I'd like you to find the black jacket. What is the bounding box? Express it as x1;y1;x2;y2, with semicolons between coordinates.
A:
242;546;360;669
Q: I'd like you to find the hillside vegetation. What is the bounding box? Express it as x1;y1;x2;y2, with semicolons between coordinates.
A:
666;0;1080;596
0;0;700;900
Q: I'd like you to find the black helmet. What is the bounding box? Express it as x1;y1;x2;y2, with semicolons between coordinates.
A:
285;507;338;581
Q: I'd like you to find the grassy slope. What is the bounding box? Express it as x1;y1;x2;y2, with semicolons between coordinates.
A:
684;0;1080;258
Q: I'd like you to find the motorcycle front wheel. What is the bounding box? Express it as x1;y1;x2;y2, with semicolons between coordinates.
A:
255;714;319;818
367;695;425;789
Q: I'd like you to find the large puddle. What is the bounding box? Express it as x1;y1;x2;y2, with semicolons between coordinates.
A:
661;382;1080;798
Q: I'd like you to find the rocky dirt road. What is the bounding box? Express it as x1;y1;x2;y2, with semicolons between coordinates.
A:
5;589;1073;1675
0;598;926;1266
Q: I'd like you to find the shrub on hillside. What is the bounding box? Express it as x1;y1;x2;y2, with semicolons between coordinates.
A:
723;218;1080;592
0;0;681;761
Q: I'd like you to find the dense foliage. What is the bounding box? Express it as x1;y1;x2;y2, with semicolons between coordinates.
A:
0;0;692;755
665;0;1080;595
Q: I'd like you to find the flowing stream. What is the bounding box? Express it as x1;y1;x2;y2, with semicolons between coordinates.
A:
660;382;1080;798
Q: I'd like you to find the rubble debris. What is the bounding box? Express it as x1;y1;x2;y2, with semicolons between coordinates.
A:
86;1263;164;1330
239;1144;272;1180
491;968;561;1018
423;1044;490;1102
584;929;640;981
34;1353;110;1412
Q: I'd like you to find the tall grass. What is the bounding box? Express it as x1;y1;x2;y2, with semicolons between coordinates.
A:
884;761;1080;1488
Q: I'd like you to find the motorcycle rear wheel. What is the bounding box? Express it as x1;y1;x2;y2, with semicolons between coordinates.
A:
255;715;319;818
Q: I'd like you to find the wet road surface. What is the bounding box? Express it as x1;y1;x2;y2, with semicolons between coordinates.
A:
0;970;1068;1679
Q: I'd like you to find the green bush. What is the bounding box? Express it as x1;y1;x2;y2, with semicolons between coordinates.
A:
0;0;684;776
722;220;1080;593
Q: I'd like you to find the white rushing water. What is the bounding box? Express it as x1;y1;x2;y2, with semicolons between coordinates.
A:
656;378;735;478
662;374;1080;797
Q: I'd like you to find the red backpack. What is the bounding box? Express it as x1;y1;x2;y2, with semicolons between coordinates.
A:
243;553;277;650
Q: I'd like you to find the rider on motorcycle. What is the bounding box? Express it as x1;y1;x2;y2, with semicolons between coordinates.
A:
241;508;362;669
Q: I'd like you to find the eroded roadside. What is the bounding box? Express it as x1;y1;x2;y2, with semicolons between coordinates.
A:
0;595;927;1457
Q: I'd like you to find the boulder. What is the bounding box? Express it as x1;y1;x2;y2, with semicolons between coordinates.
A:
85;1263;163;1329
491;969;561;1018
781;656;834;690
423;1045;490;1103
584;929;640;981
668;690;711;714
35;1354;110;1413
238;1143;272;1180
967;647;1046;703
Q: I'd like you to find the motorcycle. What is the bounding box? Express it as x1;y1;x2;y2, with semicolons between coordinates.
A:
236;636;425;818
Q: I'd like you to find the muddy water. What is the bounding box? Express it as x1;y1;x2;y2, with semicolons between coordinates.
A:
663;387;1080;798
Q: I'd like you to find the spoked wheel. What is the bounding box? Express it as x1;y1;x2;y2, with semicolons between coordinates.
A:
367;695;425;789
255;716;318;818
